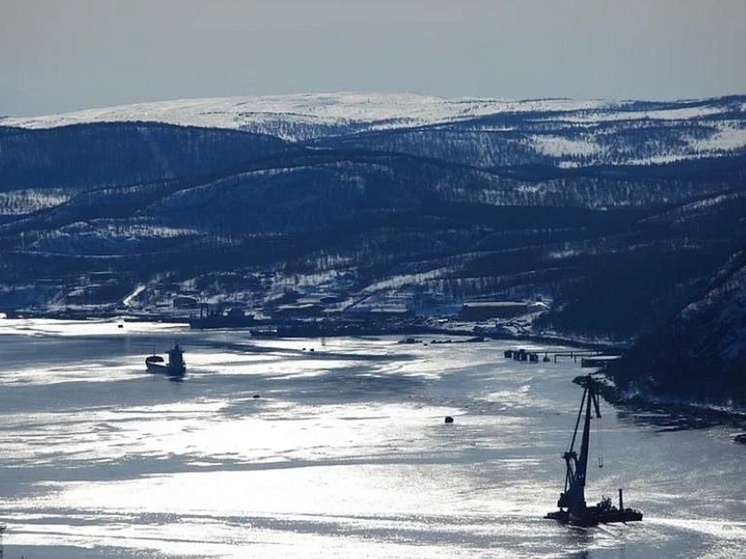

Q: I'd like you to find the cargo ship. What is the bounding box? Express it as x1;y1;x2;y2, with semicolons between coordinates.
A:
146;343;186;378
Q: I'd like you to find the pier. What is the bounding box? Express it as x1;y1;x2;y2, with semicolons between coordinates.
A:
504;348;621;365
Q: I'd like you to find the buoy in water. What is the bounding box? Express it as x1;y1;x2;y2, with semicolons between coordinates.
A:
444;416;454;424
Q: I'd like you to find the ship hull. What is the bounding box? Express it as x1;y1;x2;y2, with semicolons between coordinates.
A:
545;507;643;526
146;355;185;378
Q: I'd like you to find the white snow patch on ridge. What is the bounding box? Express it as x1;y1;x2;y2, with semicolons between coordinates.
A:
691;122;746;153
0;188;74;215
530;135;599;157
551;105;728;123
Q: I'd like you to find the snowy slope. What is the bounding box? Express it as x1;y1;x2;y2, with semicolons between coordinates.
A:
0;93;613;135
1;93;617;140
0;92;731;137
3;92;745;163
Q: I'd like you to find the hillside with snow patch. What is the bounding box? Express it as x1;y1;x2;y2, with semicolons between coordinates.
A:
3;93;745;168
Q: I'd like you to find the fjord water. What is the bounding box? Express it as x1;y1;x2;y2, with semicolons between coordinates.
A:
0;320;743;558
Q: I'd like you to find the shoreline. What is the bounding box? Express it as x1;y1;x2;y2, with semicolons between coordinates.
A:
3;309;626;350
3;312;744;440
594;374;746;444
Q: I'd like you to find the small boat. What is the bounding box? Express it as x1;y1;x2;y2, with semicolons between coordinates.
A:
545;374;643;526
146;343;186;378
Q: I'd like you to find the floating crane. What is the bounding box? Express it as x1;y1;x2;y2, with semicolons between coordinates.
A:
545;374;643;526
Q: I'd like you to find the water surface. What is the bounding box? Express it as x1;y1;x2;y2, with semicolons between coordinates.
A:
0;319;743;558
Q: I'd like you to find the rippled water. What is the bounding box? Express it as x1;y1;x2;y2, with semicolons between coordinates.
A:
0;318;743;558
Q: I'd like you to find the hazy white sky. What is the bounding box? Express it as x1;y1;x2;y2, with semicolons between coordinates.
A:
2;0;745;117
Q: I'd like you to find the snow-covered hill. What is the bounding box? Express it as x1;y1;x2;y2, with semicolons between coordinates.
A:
4;92;745;166
0;93;616;139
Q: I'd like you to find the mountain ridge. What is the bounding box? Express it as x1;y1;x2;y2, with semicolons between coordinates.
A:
1;92;626;135
3;92;745;164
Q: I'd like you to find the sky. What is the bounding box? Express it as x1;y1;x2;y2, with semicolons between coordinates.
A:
2;0;745;117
